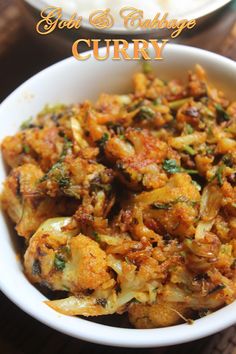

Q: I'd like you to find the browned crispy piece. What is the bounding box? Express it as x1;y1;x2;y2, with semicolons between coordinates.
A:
1;65;236;328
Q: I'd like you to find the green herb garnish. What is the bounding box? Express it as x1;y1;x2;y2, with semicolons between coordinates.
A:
210;165;225;186
60;137;73;159
54;254;66;271
163;159;198;175
185;124;194;134
58;176;70;188
222;154;233;167
23;145;30;154
153;97;162;106
39;137;72;186
91;182;112;193
39;162;61;183
62;245;71;255
39;161;71;190
163;159;181;174
92;232;100;243
20;117;34;130
206;146;215;155
217;165;224;186
97;133;109;149
183;145;196;156
184;169;199;175
215;104;230;122
231;259;236;269
135;107;155;121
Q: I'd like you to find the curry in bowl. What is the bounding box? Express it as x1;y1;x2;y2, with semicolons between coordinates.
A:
1;64;236;328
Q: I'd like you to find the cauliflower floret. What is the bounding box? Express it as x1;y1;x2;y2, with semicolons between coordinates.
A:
1;164;48;238
38;155;115;224
1;127;64;171
128;302;190;329
1;132;35;169
24;218;111;293
1;164;74;239
105;128;177;190
38;156;114;200
95;93;131;115
63;235;111;291
133;173;201;238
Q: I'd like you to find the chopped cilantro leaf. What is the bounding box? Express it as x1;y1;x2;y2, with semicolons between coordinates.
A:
185;124;194;134
210;165;225;186
184;169;198;175
163;159;181;174
163;159;198;175
92;232;100;243
222;154;233;167
23;145;30;154
60;137;73;159
54;254;66;271
97;133;109;149
215;104;230;122
135;107;155;122
58;176;70;188
217;165;224;186
153;97;162;106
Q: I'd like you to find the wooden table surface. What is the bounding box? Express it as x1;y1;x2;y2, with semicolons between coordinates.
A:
0;1;235;353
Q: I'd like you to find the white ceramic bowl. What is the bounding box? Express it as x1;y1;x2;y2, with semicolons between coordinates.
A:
20;0;233;55
0;44;236;348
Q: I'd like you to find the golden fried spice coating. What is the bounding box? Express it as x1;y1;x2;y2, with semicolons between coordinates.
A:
2;64;236;328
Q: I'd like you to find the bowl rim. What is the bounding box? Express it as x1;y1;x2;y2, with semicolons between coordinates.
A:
23;0;233;34
0;44;236;348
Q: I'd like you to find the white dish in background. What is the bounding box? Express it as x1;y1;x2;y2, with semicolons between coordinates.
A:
24;0;232;33
34;0;216;23
0;44;236;348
